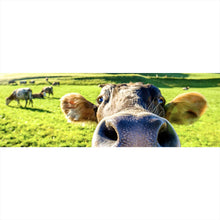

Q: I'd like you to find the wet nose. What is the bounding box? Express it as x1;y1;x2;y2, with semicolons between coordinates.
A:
92;114;180;147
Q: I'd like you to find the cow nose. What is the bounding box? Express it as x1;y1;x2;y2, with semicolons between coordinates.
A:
92;114;180;147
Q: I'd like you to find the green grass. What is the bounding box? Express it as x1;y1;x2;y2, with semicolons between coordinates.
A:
0;85;99;147
0;73;219;147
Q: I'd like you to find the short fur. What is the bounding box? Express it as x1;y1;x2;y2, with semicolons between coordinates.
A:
6;88;33;107
60;84;208;147
41;86;53;96
32;92;44;99
60;93;97;122
60;85;207;125
165;92;207;124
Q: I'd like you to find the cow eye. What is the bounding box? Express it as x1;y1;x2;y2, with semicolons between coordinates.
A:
97;96;104;104
158;97;165;104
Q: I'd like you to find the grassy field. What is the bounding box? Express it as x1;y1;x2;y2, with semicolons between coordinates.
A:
0;73;219;147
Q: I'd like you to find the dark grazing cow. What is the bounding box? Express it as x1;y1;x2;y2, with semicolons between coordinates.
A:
20;80;27;84
41;86;53;97
60;83;207;147
52;82;60;86
8;80;16;85
29;80;35;84
6;88;33;108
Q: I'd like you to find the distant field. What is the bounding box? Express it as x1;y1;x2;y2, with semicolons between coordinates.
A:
1;73;220;87
0;73;219;147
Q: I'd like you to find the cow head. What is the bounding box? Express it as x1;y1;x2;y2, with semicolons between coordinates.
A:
6;97;11;105
60;83;207;147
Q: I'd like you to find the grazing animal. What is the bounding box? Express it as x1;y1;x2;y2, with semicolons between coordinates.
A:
8;80;16;84
60;82;207;147
20;80;27;85
52;82;60;86
45;77;53;85
41;86;53;97
29;80;35;84
6;88;33;108
183;86;190;90
32;92;45;99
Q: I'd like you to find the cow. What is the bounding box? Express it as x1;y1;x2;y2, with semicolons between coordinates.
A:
60;82;207;147
41;86;53;97
20;80;27;85
29;80;35;84
8;80;16;85
183;86;190;90
32;92;45;99
6;88;33;108
52;82;60;86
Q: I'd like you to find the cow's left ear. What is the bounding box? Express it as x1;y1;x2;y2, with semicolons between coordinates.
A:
60;93;97;122
165;92;207;125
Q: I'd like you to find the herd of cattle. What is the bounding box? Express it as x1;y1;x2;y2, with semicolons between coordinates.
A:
6;86;54;107
6;78;59;107
8;79;60;86
5;80;207;147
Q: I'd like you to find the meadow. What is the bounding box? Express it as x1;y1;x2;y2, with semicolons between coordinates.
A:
0;73;219;147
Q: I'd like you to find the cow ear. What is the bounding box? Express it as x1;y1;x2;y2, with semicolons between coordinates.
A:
60;93;97;122
165;92;207;125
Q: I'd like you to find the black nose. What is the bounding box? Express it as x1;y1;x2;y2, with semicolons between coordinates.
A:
92;113;180;147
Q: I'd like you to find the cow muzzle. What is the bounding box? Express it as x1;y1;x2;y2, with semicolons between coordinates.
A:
92;113;180;147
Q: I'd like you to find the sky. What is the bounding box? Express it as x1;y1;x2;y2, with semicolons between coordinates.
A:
0;0;219;73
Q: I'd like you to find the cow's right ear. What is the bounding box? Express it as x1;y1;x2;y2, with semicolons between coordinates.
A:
165;92;207;125
60;93;97;122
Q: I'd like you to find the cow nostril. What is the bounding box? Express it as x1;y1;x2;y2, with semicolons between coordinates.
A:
92;119;119;147
93;116;180;147
103;122;118;141
157;122;179;147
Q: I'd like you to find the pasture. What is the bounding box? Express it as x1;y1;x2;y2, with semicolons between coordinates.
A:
0;73;219;147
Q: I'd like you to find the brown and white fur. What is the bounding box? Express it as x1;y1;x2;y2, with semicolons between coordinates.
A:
32;92;45;99
41;86;53;97
60;93;97;122
60;83;207;147
6;88;33;107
